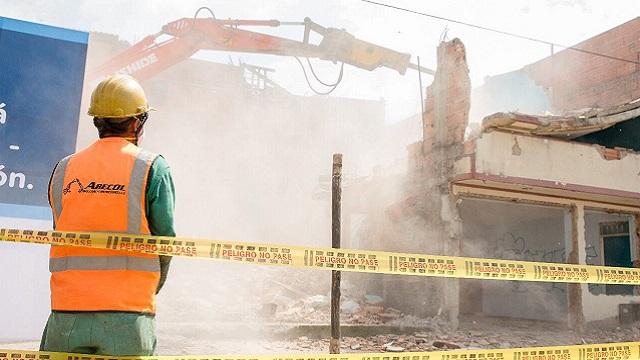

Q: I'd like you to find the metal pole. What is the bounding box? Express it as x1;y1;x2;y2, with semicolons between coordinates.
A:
417;56;425;116
329;153;343;354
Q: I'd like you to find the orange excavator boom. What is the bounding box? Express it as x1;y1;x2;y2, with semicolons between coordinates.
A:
87;12;434;83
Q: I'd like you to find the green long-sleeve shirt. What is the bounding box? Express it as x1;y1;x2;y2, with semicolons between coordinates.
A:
145;155;176;293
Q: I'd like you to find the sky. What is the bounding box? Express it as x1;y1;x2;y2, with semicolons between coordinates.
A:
1;0;638;122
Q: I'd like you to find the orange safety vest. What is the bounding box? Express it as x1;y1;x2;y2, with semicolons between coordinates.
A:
48;137;160;314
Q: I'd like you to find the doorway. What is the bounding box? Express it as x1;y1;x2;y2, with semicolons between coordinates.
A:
601;222;633;295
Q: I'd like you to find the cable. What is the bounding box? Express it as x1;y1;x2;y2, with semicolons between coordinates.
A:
294;57;341;95
417;56;425;115
193;7;216;19
294;56;344;95
360;0;640;66
190;7;231;46
306;58;345;87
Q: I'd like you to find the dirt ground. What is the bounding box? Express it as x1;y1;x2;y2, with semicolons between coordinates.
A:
3;315;639;355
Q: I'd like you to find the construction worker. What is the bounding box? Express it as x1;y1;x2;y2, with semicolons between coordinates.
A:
40;75;175;356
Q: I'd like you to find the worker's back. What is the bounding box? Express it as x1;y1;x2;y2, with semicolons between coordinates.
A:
41;74;173;357
48;137;160;314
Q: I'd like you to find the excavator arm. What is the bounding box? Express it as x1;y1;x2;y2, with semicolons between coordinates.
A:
87;13;434;83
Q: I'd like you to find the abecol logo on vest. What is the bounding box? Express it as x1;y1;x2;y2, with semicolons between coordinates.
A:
63;178;126;195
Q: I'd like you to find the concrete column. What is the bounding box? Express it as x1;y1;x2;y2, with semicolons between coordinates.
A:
567;204;586;332
631;214;640;296
441;194;461;328
632;214;640;267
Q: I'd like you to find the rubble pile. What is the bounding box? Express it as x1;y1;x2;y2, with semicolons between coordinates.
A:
293;334;461;353
273;292;442;326
288;317;640;353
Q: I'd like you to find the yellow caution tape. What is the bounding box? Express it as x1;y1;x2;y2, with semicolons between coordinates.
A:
2;228;640;285
1;342;639;360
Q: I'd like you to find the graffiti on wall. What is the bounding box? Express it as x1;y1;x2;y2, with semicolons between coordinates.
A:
494;232;565;263
494;232;599;294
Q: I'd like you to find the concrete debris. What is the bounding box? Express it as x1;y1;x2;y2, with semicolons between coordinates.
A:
432;340;462;349
383;341;406;352
364;295;384;305
363;305;384;314
384;344;406;352
278;317;640;354
341;300;361;314
274;294;445;326
379;312;401;322
308;295;329;310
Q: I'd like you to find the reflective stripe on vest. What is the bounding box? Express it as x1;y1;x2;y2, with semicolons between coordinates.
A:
127;149;157;234
49;155;71;226
50;255;160;272
48;138;160;314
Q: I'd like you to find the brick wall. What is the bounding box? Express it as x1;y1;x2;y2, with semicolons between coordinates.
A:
423;38;471;152
524;17;640;112
375;39;471;322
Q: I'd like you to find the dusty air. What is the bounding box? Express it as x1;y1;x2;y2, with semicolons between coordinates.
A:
1;1;640;359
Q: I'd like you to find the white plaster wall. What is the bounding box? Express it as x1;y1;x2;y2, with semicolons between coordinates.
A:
453;154;472;175
581;211;639;322
473;131;640;194
582;287;633;322
0;216;52;342
459;199;567;321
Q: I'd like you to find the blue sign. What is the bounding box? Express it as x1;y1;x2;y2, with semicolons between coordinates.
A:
0;17;88;218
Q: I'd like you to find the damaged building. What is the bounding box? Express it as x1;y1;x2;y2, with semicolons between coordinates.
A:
355;17;640;328
456;102;640;328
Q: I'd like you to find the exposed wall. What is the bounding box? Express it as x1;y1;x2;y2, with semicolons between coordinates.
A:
458;131;640;198
459;199;568;322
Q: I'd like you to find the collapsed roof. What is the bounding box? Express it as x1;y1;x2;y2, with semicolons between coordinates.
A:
482;98;640;139
481;98;640;151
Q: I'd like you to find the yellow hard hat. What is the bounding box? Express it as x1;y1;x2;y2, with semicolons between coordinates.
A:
88;74;152;119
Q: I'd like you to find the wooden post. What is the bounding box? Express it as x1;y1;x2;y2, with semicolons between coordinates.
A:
330;154;342;354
